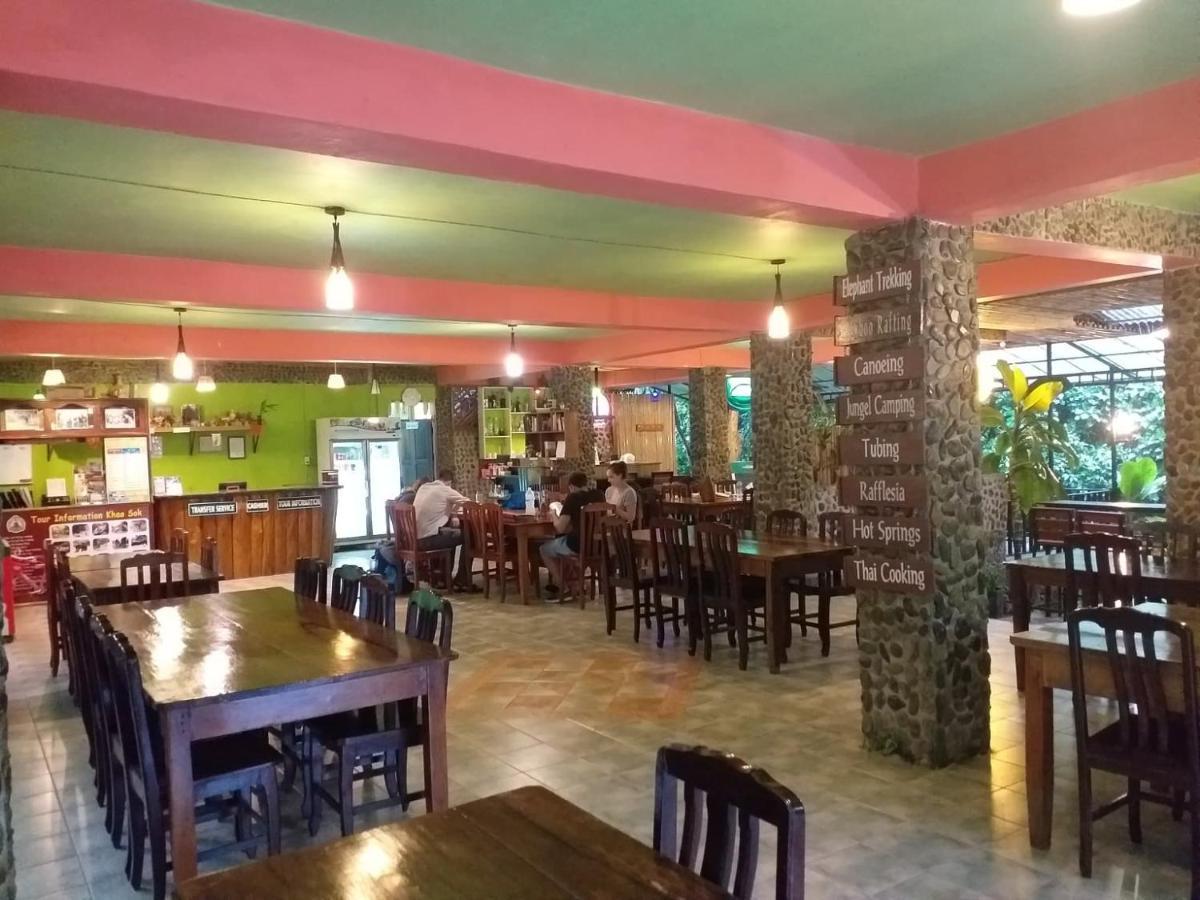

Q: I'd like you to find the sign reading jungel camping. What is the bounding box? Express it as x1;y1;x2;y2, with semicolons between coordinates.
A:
833;347;924;386
838;475;927;509
833;262;919;306
837;389;925;425
833;305;920;347
838;431;925;467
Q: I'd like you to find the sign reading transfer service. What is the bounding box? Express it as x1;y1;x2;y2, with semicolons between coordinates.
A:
838;432;925;467
833;263;919;306
834;347;924;386
844;551;934;595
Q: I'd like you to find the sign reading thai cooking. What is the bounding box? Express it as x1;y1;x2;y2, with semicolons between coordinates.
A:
834;347;924;386
843;551;934;595
833;305;921;347
838;475;927;509
838;432;925;467
842;515;930;552
277;495;322;511
833;263;919;306
837;389;925;425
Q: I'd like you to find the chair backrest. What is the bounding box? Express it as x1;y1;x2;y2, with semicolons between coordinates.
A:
357;573;395;628
101;626;163;813
86;610;120;753
696;522;741;608
817;511;844;542
199;536;219;577
578;502;611;567
697;477;717;503
714;479;737;497
764;509;807;539
651;471;674;486
1131;521;1200;564
330;564;365;614
460;501;489;559
653;744;804;900
1064;532;1144;609
393;504;420;556
1068;607;1200;790
68;579;101;744
384;498;397;539
1076;509;1126;536
169;527;189;557
601;516;640;587
293;556;328;604
637;487;661;530
1029;506;1075;552
403;590;454;651
650;516;692;597
119;550;190;603
663;482;691;501
480;503;507;552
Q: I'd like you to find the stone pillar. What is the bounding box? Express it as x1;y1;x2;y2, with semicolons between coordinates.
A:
546;366;596;473
0;541;12;900
434;385;480;498
1165;265;1200;524
845;217;990;767
688;367;729;480
750;333;814;529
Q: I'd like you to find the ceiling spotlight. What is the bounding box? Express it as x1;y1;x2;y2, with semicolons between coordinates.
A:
1062;0;1141;16
172;308;194;381
324;206;354;311
327;362;346;390
767;259;790;340
504;325;524;379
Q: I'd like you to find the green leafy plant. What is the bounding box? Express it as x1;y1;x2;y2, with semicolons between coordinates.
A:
1117;456;1164;501
981;361;1077;514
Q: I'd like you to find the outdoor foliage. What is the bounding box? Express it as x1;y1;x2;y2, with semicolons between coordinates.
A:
1053;381;1165;497
1118;456;1164;501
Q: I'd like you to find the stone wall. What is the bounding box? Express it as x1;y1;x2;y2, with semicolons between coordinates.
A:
0;542;11;900
546;366;596;474
0;357;434;386
688;367;730;481
750;333;815;529
1165;266;1200;524
846;217;990;767
434;385;480;498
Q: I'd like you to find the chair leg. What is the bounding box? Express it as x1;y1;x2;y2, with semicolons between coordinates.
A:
280;724;298;791
1189;788;1200;899
338;752;355;837
499;552;508;603
671;597;681;637
686;596;699;657
261;777;281;856
397;742;411;812
655;590;666;649
736;610;749;671
147;805;168;900
234;789;255;859
1078;764;1093;878
483;556;491;598
383;750;400;799
605;585;617;636
819;592;832;657
307;736;324;836
701;607;713;661
126;795;145;885
1127;778;1143;844
108;760;125;848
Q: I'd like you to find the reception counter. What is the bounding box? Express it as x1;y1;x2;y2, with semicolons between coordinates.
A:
154;485;339;580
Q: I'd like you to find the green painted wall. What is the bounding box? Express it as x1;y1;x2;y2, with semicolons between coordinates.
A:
0;380;435;495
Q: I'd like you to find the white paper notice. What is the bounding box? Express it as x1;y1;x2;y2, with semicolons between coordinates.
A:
0;443;32;485
103;437;151;502
45;477;68;498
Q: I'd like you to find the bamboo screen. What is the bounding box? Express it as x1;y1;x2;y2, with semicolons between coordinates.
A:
610;393;675;469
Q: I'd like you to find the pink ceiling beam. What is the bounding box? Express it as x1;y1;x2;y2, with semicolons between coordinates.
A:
599;368;688;389
921;77;1200;223
0;0;915;229
975;255;1153;300
615;346;750;371
565;330;748;365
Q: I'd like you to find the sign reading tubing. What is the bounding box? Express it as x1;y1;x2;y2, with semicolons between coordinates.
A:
837;389;925;425
833;262;920;306
834;347;924;386
838;431;925;467
838;475;927;509
844;551;934;595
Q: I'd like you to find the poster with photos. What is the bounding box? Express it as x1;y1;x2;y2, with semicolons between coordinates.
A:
103;406;137;429
2;408;42;431
52;406;92;431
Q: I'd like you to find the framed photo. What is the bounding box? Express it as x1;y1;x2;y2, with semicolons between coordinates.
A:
2;408;42;431
227;435;247;460
195;433;223;453
181;404;202;426
103;406;137;429
52;406;92;431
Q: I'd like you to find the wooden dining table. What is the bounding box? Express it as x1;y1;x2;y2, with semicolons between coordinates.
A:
176;785;728;899
74;557;219;605
659;493;745;521
101;586;452;884
630;527;851;673
500;510;555;603
1010;602;1197;850
1006;551;1200;689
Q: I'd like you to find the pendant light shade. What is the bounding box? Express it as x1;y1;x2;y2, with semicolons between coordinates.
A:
503;325;524;379
195;360;216;393
327;362;345;390
149;362;170;403
41;357;65;387
766;259;790;340
32;390;46;401
324;206;354;311
172;308;194;381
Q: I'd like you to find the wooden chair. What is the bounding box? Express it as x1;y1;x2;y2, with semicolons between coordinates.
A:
1029;506;1075;553
600;516;654;642
562;502;610;606
168;527;188;556
648;517;693;652
65;580;107;811
637;486;662;529
307;591;454;837
200;536;220;579
55;559;80;698
356;573;395;628
329;564;365;614
384;498;397;540
697;477;717;503
651;471;674;486
1064;532;1145;611
714;479;737;496
1067;607;1200;892
738;487;755;531
101;627;281;899
1077;510;1127;536
293;556;328;604
119;550;190;603
695;522;767;670
662;481;691;501
764;509;808;538
795;512;860;657
85;610;127;847
45;540;68;677
1130;521;1200;565
393;503;454;589
653;744;805;899
464;502;517;601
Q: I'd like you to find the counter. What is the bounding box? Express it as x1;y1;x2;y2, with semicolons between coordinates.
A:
154;485;339;580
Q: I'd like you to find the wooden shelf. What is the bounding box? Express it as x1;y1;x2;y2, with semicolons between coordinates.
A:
152;423;262;454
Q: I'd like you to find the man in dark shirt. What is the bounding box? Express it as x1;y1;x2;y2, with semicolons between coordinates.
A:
539;471;604;600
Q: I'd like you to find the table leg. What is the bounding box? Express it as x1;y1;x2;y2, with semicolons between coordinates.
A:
765;566;780;674
162;706;198;883
1009;564;1030;692
423;661;450;812
1024;652;1054;849
516;534;532;604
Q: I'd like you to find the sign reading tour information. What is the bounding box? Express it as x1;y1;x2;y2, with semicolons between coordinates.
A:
277;495;322;511
833;263;919;306
838;432;924;467
834;347;924;386
844;551;934;595
837;389;925;425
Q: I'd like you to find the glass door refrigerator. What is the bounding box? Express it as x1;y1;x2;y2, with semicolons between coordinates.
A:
315;418;435;545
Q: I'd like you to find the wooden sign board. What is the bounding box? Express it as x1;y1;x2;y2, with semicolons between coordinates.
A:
839;475;926;509
833;263;920;306
278;495;322;511
837;390;925;425
634;423;664;433
844;551;934;595
843;515;930;551
838;431;924;467
187;500;236;517
245;499;271;513
833;305;920;346
834;347;924;386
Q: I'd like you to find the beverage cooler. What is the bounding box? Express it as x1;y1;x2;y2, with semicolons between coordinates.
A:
315;418;435;544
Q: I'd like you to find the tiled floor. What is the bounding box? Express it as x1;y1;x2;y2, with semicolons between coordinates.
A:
6;577;1196;899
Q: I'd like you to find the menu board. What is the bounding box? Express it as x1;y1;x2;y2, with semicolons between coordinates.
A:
833;262;933;596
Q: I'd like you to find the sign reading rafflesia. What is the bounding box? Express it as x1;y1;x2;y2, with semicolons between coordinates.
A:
838;475;927;509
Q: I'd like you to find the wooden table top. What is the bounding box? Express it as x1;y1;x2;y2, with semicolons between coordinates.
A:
1040;500;1165;513
176;785;727;900
1005;551;1200;582
631;526;848;561
1011;602;1199;663
64;550;144;574
76;560;217;593
660;494;742;508
100;587;449;709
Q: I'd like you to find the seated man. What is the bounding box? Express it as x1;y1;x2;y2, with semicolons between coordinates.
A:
396;476;429;507
413;469;471;588
604;460;638;525
539;471;605;600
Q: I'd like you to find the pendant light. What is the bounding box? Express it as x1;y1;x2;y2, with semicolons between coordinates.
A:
591;367;601;399
503;325;524;379
32;390;46;401
766;259;790;340
196;361;216;394
149;362;170;403
327;361;345;390
41;356;65;387
171;308;194;381
324;206;354;311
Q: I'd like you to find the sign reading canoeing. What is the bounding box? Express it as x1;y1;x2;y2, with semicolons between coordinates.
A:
834;305;920;347
834;347;924;386
187;500;236;517
277;495;322;511
844;551;934;595
837;390;925;425
838;432;924;467
838;476;926;509
844;515;930;551
833;263;920;306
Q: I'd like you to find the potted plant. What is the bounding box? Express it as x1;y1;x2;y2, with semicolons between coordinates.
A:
1117;456;1164;501
981;361;1077;514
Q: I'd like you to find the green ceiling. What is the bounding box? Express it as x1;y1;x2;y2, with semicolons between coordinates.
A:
1114;174;1200;213
209;0;1198;154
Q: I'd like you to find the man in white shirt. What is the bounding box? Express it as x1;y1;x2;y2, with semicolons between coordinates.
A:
412;469;471;587
604;460;639;525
